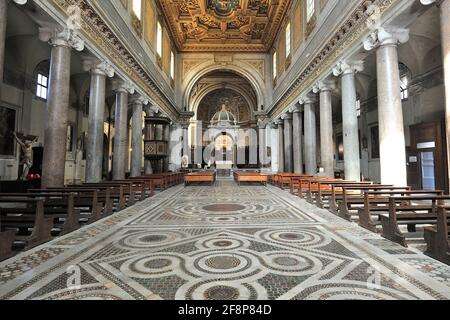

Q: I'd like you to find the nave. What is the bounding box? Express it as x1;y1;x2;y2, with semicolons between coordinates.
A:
1;181;449;300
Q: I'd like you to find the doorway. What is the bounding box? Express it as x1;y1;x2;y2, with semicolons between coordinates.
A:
419;149;436;190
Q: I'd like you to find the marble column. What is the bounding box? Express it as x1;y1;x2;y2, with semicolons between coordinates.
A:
39;27;84;188
83;59;114;183
283;113;294;173
182;123;189;162
168;123;181;171
334;61;363;181
314;81;335;178
258;123;267;168
112;81;135;180
130;96;148;177
441;0;450;189
364;27;409;186
193;121;203;165
303;94;318;176
144;105;157;175
292;105;304;174
277;120;285;173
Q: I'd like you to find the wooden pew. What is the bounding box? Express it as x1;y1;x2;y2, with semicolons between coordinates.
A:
184;171;216;186
277;173;312;190
67;184;129;209
80;181;145;205
28;189;105;222
380;195;450;247
133;174;168;190
357;190;444;233
332;186;410;221
312;181;373;208
0;194;74;260
0;208;16;261
424;205;450;265
233;172;272;186
291;177;343;202
0;194;81;235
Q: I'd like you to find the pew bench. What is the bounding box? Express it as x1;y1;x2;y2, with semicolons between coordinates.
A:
424;205;450;265
380;195;450;247
184;171;217;186
233;172;271;186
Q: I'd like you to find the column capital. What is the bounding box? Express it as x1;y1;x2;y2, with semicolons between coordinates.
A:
290;104;303;113
281;112;293;121
13;0;28;4
333;60;364;77
131;95;149;107
300;92;318;105
38;25;84;51
270;122;278;130
112;80;135;94
312;80;336;93
144;105;159;117
363;27;410;51
275;118;284;126
179;111;194;129
82;57;115;77
255;111;269;129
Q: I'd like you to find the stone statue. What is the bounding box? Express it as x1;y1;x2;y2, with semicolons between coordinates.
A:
13;132;38;180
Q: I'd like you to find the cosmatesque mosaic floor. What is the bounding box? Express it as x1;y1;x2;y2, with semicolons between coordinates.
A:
1;181;450;300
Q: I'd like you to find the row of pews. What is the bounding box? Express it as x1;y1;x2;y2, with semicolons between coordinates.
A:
233;171;272;186
184;171;217;186
270;174;450;265
0;172;185;262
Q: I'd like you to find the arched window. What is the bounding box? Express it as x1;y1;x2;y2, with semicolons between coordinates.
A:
156;21;163;57
170;51;175;80
306;0;315;23
399;63;411;101
285;22;291;58
33;60;50;101
132;0;142;21
273;51;277;80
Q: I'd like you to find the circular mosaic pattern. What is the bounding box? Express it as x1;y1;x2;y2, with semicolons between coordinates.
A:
202;204;246;212
301;284;416;300
198;237;250;251
205;255;241;270
204;286;240;300
279;233;302;240
273;256;299;267
176;279;267;300
190;252;257;277
258;228;331;248
141;235;167;242
213;240;233;247
144;258;171;269
120;254;183;279
117;230;186;249
260;251;324;276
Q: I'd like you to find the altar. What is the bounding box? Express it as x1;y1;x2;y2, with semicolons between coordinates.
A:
216;160;233;177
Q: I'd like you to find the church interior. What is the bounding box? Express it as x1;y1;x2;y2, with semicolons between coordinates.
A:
0;0;450;301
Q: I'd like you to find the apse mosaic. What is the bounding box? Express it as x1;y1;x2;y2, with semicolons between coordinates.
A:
1;182;450;300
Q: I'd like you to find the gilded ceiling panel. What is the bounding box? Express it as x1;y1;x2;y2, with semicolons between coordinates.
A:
156;0;291;52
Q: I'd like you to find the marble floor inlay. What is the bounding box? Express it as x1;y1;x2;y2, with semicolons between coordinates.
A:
1;181;450;300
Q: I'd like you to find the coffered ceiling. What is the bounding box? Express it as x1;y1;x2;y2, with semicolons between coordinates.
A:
155;0;292;52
